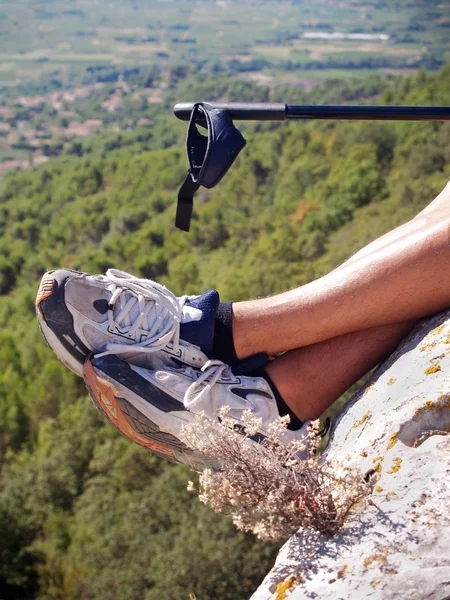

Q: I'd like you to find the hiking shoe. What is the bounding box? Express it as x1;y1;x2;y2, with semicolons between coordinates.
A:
36;268;219;377
83;354;310;467
83;358;217;471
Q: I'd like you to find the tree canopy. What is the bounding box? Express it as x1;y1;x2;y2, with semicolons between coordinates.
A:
1;64;450;599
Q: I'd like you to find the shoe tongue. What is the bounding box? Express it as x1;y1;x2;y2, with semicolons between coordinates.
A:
180;290;220;356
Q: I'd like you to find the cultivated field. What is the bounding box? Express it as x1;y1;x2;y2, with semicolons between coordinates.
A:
0;0;449;86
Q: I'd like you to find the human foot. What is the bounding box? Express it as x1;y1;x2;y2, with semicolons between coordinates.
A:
36;268;219;376
83;353;310;467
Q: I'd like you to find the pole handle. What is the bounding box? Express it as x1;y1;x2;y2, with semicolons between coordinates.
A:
174;102;286;121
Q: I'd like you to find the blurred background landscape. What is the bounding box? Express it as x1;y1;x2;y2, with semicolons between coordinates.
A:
0;1;449;598
1;0;450;171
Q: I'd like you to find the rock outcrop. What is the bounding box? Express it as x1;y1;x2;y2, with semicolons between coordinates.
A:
252;310;450;600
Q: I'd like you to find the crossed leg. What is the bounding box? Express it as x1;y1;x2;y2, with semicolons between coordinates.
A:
233;182;450;421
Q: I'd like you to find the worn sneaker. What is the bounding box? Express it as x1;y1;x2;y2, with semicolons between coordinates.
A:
83;358;217;471
83;354;309;468
36;268;219;377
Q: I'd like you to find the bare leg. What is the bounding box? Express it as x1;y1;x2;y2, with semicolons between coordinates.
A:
239;185;449;420
266;320;416;421
262;186;450;420
233;183;450;359
337;181;450;268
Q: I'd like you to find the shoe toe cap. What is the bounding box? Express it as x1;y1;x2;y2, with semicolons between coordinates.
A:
36;269;84;308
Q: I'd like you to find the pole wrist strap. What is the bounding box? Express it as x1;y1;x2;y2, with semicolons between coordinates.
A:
176;102;246;231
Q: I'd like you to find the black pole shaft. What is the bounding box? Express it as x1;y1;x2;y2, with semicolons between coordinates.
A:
286;105;450;121
173;102;450;122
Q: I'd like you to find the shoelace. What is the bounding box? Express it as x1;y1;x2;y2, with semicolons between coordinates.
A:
95;268;188;359
182;361;313;451
183;360;318;451
183;359;231;410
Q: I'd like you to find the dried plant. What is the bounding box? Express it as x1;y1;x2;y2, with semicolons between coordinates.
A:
183;408;367;542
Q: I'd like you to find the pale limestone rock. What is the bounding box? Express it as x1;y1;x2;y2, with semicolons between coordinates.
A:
251;311;450;600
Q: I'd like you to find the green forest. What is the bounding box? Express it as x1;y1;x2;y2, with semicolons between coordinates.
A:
1;62;450;599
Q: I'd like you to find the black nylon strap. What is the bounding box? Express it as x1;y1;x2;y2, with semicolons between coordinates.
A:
175;102;246;232
175;174;200;231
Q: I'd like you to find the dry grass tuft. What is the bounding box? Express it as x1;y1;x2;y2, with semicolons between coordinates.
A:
183;407;368;542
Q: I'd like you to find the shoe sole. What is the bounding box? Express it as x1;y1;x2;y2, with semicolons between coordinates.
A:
83;359;217;471
36;271;87;377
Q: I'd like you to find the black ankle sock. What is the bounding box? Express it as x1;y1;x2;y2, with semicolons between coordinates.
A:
213;301;238;365
214;304;303;430
250;367;304;431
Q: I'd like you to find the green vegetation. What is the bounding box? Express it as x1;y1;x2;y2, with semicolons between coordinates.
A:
0;62;449;598
1;3;449;597
2;0;449;170
0;0;449;86
0;65;392;174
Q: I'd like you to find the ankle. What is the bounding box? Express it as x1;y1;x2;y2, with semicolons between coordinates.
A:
251;366;304;431
213;301;239;364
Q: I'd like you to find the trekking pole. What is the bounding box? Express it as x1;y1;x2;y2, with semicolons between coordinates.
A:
174;102;450;122
173;101;450;231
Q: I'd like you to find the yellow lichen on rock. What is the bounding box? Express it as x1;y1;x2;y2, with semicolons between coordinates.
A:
425;364;441;375
419;343;434;352
364;554;387;569
414;394;450;419
437;393;450;409
337;564;348;579
386;432;398;450
364;547;391;570
353;411;372;429
275;573;303;600
362;383;375;397
345;411;372;441
388;458;402;474
374;461;383;473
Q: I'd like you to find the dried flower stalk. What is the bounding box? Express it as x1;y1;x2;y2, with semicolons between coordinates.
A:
183;407;367;542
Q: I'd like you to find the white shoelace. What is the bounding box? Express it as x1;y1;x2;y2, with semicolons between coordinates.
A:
95;268;188;358
183;359;231;410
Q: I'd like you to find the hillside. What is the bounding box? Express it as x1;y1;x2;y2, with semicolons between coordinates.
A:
0;64;450;599
2;0;450;169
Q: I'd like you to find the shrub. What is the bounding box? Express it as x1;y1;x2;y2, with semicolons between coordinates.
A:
183;409;368;543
